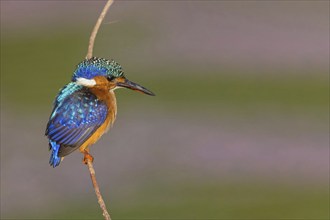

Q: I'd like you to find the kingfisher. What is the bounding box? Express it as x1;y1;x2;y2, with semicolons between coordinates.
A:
45;57;154;167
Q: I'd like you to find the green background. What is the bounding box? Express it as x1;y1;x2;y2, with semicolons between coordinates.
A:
1;1;329;219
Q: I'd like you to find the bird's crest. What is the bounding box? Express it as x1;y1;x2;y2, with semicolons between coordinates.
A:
72;57;124;81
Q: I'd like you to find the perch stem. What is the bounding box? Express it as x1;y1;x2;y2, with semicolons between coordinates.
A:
86;0;114;59
85;0;114;219
87;159;111;220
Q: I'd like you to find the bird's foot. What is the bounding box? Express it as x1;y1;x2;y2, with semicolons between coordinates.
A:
83;150;94;164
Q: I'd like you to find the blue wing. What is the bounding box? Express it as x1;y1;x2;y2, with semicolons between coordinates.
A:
45;83;108;167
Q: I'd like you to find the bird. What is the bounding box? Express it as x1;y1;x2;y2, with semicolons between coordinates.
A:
45;57;155;167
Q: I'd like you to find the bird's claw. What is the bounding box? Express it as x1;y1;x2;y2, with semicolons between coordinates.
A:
83;150;94;164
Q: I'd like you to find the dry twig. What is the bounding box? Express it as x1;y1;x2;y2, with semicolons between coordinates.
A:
86;0;114;59
85;1;114;219
87;159;111;220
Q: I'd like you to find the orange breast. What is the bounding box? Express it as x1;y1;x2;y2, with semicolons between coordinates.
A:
79;90;117;153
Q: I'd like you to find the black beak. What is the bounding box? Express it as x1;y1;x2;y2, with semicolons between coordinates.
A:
116;78;155;96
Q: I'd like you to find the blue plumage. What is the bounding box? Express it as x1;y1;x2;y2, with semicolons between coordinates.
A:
46;57;154;167
46;57;123;168
49;141;61;167
54;82;82;107
46;84;108;167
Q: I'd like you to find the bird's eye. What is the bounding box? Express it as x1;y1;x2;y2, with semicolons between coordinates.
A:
107;76;115;81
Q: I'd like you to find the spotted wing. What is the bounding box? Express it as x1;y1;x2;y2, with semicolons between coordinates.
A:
45;85;107;157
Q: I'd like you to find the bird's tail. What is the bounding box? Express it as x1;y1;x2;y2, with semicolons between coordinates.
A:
49;140;62;167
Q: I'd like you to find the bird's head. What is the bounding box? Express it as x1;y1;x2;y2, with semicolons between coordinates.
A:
72;57;155;96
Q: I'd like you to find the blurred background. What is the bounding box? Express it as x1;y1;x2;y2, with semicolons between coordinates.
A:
1;1;329;219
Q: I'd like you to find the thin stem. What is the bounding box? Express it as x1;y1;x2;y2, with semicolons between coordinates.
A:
86;0;114;59
87;160;111;220
85;1;114;219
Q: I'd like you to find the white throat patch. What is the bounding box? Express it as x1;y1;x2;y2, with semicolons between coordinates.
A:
110;86;124;91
